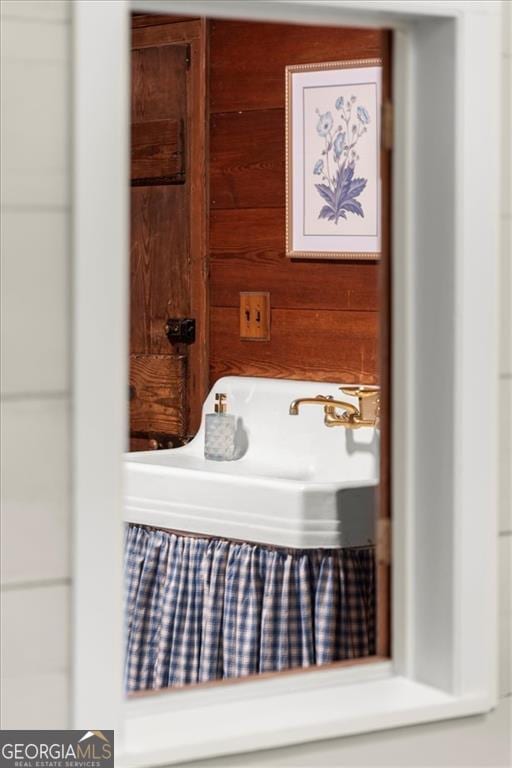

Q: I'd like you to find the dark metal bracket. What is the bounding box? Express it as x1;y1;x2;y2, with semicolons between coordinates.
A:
165;317;196;345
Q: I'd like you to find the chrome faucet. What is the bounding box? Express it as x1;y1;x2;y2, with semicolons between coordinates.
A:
288;386;380;429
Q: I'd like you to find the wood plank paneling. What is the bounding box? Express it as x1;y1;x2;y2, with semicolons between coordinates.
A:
131;118;184;182
130;354;186;435
210;208;379;311
208;21;386;392
210;20;383;113
131;185;189;355
210;307;378;384
210;110;285;209
210;207;285;260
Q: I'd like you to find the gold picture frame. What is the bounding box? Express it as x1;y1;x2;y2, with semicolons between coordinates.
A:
285;59;383;260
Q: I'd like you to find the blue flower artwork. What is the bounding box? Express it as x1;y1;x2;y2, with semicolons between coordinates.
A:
313;95;370;224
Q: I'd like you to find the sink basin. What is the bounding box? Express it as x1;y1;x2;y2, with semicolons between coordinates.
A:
124;376;379;548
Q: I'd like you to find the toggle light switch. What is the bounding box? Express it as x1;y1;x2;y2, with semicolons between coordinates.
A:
239;292;270;341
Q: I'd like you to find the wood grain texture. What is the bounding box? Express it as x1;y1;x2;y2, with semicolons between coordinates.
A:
210;20;383;113
130;436;156;452
131;43;187;123
210;110;285;209
133;20;201;48
210;307;378;384
210;208;379;311
131;185;189;355
132;14;198;29
131;118;184;182
130;354;186;435
185;21;209;433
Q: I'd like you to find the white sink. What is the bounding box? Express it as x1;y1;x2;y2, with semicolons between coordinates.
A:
124;376;379;548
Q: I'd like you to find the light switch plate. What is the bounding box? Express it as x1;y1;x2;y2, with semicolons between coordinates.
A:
239;292;271;341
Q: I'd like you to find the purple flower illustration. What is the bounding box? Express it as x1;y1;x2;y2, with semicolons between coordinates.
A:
333;131;346;160
312;93;370;224
357;105;370;124
315;110;333;136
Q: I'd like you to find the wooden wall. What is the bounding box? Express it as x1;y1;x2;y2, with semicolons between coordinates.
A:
208;20;385;384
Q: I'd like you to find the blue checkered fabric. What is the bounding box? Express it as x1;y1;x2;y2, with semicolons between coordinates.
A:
124;524;375;691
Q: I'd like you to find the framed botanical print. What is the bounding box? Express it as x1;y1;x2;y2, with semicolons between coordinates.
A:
286;59;382;260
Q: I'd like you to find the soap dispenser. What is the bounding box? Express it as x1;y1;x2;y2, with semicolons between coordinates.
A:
204;393;236;461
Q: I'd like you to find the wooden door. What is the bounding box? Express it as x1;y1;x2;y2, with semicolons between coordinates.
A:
129;18;207;451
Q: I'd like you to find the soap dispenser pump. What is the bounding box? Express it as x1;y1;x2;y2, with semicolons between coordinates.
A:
204;393;236;461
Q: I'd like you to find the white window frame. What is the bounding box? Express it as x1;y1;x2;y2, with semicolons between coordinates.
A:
72;1;502;765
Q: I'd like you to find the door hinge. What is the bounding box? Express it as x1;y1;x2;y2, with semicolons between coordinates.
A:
377;517;391;566
381;99;394;151
185;43;191;70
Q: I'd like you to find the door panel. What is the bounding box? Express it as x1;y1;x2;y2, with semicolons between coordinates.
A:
131;118;184;183
130;185;189;356
130;21;206;450
131;44;187;122
130;354;186;436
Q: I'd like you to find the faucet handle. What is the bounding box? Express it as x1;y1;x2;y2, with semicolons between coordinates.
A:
340;386;380;424
340;385;379;398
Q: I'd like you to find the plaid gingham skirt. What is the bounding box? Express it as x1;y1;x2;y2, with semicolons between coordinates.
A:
124;524;375;692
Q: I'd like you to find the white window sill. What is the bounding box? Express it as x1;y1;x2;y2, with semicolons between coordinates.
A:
119;668;493;767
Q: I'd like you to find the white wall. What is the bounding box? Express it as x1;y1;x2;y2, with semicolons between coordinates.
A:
0;0;71;728
0;0;510;763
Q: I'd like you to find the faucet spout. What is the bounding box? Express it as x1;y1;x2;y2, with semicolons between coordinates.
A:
288;395;359;421
288;395;335;415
